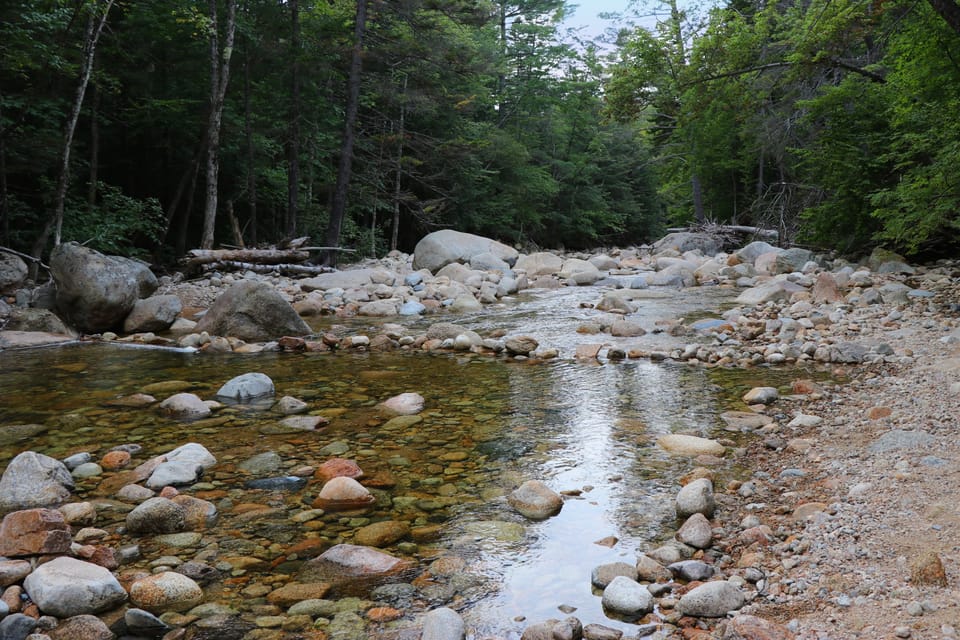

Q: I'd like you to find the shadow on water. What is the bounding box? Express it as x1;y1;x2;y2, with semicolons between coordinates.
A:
0;284;832;636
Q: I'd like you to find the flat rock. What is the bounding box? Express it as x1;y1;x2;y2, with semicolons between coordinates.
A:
868;429;936;453
658;434;725;456
129;571;204;613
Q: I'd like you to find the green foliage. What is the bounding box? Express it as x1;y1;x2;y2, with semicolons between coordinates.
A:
61;183;166;257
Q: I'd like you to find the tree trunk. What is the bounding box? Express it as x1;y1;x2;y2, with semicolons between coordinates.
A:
391;74;407;252
691;173;705;223
200;0;238;250
243;44;257;246
27;0;113;275
0;91;8;246
88;78;100;208
286;0;301;240
323;0;368;267
928;0;960;34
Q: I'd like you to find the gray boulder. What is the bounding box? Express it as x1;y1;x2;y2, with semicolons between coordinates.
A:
126;497;186;534
2;308;74;335
520;617;583;640
0;252;28;294
412;230;518;274
216;372;275;401
601;575;654;616
300;269;376;292
654;232;720;256
123;295;182;333
0;451;75;512
23;556;128;618
50;242;156;333
735;241;778;264
676;478;715;518
194;280;310;341
515;252;563;277
677;580;746;617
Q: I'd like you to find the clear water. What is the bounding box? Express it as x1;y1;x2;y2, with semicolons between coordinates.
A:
0;283;788;636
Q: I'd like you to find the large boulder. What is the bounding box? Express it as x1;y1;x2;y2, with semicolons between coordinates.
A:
2;308;74;335
23;556;128;618
412;230;518;274
194;280;310;341
298;544;411;592
300;269;377;292
653;232;720;256
0;252;28;294
50;243;156;333
0;451;75;513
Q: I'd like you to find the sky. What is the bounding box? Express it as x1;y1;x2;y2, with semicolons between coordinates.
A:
562;1;637;44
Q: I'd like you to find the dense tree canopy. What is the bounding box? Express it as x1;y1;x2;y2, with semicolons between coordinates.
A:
1;0;959;266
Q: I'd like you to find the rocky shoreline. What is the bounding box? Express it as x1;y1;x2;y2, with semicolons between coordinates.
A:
1;231;959;639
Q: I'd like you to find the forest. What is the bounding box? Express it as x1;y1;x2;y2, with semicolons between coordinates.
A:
1;0;959;269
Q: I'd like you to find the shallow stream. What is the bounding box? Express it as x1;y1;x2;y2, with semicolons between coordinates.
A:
0;283;810;637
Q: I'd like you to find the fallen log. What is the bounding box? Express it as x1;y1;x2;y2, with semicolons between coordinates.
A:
200;260;335;275
184;247;311;266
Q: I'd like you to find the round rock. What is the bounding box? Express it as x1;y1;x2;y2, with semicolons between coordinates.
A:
601;575;654;616
508;480;563;520
677;580;745;617
216;372;275;402
23;556;127;618
129;571;204;614
676;478;715;518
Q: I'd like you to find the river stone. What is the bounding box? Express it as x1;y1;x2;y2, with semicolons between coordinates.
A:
0;614;36;640
601;576;654;616
126;497;186;534
315;459;364;482
129;571;204;613
520;617;583;640
23;556;127;617
300;269;375;291
735;279;805;306
298;544;411;585
508;480;563;520
591;562;638;589
47;614;113;640
811;272;843;303
721;614;796;640
3;308;74;335
412;230;518;274
194;280;310;341
668;560;714;582
635;553;672;583
0;559;32;587
677;580;745;617
354;520;411;548
158;393;211;420
658;434;725;457
742;386;778;404
400;300;427;316
515;252;563;276
422;607;465;640
0;252;27;294
450;295;482;312
735;241;777;264
676;513;713;549
238;452;283;475
0;508;72;557
171;494;218;529
379;392;425;416
0;451;75;512
610;319;646;337
124;608;171;638
504;335;538;356
313;476;375;511
676;478;715;518
123;295;182;333
719;411;774;432
50;243;155;332
216;372;275;401
146;460;204;489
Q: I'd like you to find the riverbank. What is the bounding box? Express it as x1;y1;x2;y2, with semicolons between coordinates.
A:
714;278;960;639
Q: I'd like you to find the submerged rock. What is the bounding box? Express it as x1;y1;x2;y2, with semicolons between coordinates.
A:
508;480;563;519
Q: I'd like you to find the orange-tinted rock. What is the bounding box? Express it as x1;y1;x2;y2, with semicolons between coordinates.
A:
910;552;948;586
266;582;331;607
575;344;603;360
867;406;892;420
0;508;72;557
2;585;23;612
721;614;796;640
101;450;132;471
311;477;375;512
159;486;180;498
314;459;364;482
286;538;330;559
366;607;402;622
278;336;307;351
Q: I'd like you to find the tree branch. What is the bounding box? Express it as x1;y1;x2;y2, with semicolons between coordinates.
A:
688;58;886;86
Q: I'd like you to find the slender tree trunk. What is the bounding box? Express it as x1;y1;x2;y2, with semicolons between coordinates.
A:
28;0;113;276
691;173;705;223
323;0;368;267
88;78;100;208
391;74;407;252
928;0;960;34
0;92;8;246
243;46;258;246
200;0;238;250
286;0;301;239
